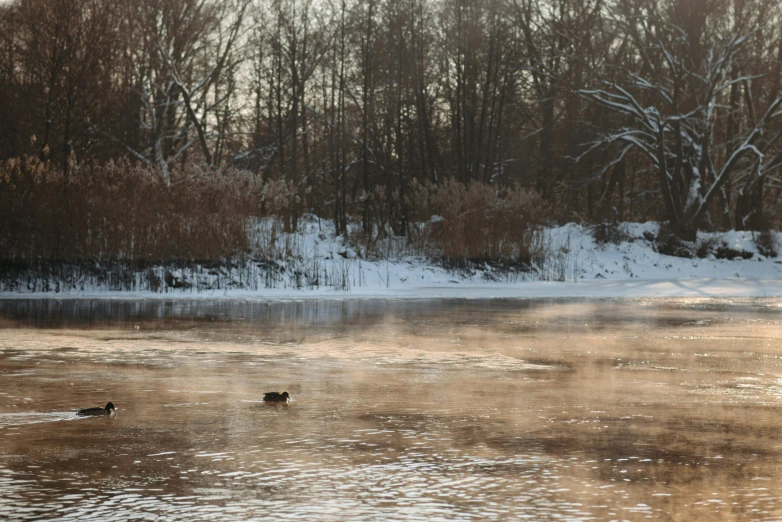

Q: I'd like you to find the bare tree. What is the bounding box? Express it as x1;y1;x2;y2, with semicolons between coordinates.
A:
581;29;782;240
8;0;121;173
108;0;249;184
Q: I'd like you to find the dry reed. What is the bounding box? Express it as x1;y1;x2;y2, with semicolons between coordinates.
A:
0;157;258;264
405;178;546;266
0;159;552;290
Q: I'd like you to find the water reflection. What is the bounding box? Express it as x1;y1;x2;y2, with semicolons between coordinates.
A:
2;298;782;519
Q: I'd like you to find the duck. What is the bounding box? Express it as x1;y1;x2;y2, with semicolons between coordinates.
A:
263;392;290;403
77;402;116;416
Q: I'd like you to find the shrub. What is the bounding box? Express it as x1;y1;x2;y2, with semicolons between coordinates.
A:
406;178;546;266
755;230;778;258
695;236;720;258
0;157;259;264
591;222;630;245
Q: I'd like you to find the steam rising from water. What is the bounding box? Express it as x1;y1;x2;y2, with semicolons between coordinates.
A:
2;298;782;520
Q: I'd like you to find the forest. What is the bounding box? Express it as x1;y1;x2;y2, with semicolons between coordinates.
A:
1;0;782;271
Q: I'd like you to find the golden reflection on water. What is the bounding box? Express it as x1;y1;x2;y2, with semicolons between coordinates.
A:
2;298;782;519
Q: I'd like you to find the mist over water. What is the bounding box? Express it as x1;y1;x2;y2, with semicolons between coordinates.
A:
2;298;782;520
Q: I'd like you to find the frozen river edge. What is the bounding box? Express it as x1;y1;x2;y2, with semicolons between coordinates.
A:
2;278;782;300
3;222;782;300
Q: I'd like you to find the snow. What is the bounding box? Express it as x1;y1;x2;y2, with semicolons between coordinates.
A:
3;219;782;300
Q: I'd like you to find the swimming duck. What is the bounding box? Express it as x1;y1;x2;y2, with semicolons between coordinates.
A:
77;402;116;416
263;392;290;403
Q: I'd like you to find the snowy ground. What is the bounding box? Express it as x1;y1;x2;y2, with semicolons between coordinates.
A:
2;220;782;300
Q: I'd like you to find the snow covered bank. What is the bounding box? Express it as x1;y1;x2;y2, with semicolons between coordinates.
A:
2;221;782;300
2;278;777;300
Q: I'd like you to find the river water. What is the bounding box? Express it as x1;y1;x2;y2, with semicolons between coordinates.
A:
1;297;782;520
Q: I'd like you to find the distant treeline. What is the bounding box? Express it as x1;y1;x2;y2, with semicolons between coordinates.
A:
1;0;782;246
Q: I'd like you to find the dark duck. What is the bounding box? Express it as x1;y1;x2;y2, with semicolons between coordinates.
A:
263;392;290;403
77;402;116;416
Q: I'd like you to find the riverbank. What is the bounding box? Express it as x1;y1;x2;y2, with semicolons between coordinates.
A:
2;221;782;299
1;278;780;300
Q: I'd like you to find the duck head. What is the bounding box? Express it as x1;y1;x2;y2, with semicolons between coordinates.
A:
105;402;116;413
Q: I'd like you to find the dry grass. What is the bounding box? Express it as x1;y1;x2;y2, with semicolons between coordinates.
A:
1;159;555;290
0;157;258;264
405;178;546;266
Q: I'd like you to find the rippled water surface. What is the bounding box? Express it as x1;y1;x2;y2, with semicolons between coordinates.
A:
3;297;782;520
